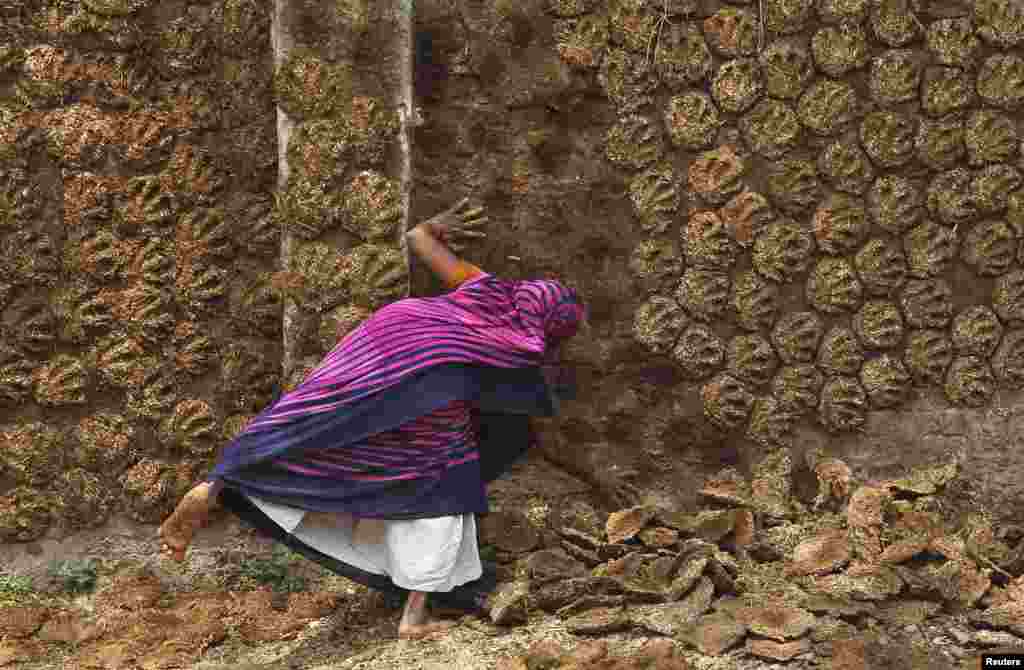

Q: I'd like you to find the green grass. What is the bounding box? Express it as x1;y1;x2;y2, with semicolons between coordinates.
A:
48;558;99;595
0;573;35;605
238;545;307;593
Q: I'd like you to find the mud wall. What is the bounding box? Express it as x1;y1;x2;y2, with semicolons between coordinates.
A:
4;0;1024;552
0;0;419;549
410;0;1024;521
0;0;282;540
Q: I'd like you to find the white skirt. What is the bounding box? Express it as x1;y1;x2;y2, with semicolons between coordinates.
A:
248;494;483;592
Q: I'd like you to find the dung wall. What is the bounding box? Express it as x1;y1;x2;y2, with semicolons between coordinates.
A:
409;0;1024;522
0;0;282;540
2;0;1024;556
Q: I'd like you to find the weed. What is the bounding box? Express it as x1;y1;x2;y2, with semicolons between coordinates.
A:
48;558;99;595
0;573;35;605
239;545;307;593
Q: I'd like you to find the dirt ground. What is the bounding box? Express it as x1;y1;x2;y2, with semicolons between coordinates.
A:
0;457;601;670
4;454;1023;670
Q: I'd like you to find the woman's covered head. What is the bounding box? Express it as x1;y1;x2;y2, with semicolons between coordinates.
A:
514;278;586;358
537;282;584;403
543;286;586;343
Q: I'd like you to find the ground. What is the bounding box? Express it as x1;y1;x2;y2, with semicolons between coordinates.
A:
3;455;1022;670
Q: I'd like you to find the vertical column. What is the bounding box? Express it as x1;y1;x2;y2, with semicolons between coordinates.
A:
272;0;414;385
396;1;415;285
271;0;298;382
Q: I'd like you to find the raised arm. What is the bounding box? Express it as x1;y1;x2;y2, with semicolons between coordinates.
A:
405;198;488;289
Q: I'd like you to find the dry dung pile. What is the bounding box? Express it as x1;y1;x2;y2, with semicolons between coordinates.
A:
486;456;1024;669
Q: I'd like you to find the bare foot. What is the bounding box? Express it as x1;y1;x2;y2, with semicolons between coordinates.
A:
397;620;456;640
158;483;214;562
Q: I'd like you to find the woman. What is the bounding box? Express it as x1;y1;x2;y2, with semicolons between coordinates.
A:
157;198;585;639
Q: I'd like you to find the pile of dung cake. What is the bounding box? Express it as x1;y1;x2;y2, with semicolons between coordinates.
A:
488;452;1024;668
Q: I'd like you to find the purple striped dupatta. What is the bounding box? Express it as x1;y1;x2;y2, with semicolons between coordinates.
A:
207;273;585;519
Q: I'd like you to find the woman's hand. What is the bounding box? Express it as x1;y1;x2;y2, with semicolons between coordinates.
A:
421;197;488;253
406;197;489;287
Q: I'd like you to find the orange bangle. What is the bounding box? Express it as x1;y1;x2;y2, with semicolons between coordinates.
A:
447;262;482;288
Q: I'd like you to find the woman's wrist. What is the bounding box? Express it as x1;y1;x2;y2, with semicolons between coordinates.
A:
407;221;434;237
410;221;447;242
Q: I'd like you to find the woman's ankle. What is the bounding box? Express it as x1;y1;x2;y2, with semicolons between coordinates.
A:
401;591;429;626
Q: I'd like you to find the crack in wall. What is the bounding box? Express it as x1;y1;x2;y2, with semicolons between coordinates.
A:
272;0;298;381
272;0;414;380
396;1;415;297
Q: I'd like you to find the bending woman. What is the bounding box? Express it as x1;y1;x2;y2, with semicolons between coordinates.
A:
157;198;585;639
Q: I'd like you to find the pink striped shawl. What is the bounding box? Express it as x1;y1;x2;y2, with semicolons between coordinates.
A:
246;273;583;430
